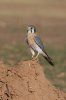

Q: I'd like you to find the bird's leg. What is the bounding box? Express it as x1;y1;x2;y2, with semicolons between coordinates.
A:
35;52;39;62
32;54;35;60
35;52;39;59
30;48;36;60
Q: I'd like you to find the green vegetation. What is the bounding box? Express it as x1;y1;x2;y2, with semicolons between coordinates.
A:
0;43;30;66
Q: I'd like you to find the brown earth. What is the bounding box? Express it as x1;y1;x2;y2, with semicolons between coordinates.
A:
0;60;66;100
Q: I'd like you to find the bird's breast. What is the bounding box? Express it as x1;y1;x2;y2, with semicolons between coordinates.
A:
27;33;36;47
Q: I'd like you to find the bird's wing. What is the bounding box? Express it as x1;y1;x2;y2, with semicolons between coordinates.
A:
34;35;54;66
34;36;44;51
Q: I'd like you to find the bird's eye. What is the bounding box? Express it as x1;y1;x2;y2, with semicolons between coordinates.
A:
31;27;32;30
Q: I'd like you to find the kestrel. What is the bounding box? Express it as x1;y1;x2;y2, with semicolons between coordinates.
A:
26;25;54;66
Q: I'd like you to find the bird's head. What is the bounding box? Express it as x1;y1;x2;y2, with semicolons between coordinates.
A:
27;25;36;34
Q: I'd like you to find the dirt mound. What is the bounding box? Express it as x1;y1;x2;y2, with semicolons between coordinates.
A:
0;60;66;100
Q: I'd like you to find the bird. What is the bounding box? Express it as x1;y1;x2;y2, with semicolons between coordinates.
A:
26;25;54;66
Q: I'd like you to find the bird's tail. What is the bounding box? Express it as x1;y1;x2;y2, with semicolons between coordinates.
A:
42;50;54;66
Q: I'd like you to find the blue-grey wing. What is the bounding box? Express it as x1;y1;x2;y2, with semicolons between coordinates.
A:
34;36;44;51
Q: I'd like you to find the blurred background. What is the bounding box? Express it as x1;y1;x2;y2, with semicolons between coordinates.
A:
0;0;66;92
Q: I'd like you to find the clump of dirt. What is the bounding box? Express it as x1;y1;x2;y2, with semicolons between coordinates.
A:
0;60;66;100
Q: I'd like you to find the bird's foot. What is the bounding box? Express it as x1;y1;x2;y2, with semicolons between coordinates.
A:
32;57;36;61
32;56;39;63
35;57;39;63
31;53;39;63
35;53;39;63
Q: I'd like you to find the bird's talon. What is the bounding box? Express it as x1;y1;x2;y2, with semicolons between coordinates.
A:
32;57;35;61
